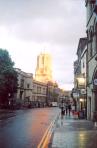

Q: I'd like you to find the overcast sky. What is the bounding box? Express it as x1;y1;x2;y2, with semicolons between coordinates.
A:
0;0;86;90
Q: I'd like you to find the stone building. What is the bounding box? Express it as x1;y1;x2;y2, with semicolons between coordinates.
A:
32;80;47;107
15;68;33;107
35;52;53;83
46;81;59;106
74;37;87;92
85;0;97;119
34;52;59;106
73;38;87;112
14;52;60;108
32;79;60;107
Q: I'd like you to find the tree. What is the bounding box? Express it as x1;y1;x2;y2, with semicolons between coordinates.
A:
0;49;18;106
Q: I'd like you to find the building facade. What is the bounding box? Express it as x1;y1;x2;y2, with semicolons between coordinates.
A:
32;80;47;107
14;68;33;107
85;0;97;119
73;38;87;113
32;80;60;107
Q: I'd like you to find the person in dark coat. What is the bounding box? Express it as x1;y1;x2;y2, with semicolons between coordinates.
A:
68;104;71;116
65;104;68;116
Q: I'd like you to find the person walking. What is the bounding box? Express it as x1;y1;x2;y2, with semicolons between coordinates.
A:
60;100;64;116
68;104;71;116
65;103;68;116
63;103;66;115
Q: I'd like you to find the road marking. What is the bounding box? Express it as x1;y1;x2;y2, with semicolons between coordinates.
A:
37;113;59;148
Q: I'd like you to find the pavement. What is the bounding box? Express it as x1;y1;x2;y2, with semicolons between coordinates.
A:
0;109;16;120
49;113;97;148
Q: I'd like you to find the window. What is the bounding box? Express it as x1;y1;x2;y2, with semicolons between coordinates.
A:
83;62;85;68
90;43;92;56
37;86;41;94
90;31;93;58
20;79;24;88
27;84;30;89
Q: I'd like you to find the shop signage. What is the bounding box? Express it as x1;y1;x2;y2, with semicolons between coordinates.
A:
80;89;86;95
94;79;97;85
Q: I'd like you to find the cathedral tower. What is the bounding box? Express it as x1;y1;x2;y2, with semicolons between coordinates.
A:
35;52;53;83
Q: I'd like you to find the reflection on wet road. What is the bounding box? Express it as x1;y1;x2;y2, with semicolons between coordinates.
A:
0;108;60;148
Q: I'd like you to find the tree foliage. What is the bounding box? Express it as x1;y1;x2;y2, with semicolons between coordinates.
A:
0;49;18;104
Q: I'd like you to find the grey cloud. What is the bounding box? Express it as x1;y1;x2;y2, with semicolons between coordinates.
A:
0;0;66;24
0;0;86;45
0;0;85;24
8;16;86;45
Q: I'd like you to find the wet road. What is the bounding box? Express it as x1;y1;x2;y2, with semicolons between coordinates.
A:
0;107;60;148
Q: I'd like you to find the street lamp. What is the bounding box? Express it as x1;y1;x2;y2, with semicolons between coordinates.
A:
76;76;85;88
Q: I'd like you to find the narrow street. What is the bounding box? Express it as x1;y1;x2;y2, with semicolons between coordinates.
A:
0;107;60;148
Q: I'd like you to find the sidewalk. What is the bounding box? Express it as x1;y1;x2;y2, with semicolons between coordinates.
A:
49;114;97;148
0;109;16;120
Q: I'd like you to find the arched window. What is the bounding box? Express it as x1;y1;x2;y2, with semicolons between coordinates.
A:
89;30;93;58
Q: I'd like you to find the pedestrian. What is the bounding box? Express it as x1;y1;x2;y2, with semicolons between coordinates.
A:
68;104;71;116
71;105;75;115
60;100;64;116
63;103;66;115
65;104;68;116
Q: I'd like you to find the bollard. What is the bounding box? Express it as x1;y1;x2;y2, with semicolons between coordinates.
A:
73;111;79;119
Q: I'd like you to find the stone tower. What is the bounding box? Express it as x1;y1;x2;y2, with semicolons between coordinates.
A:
35;52;52;83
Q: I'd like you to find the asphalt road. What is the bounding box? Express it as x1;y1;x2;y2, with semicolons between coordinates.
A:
0;107;60;148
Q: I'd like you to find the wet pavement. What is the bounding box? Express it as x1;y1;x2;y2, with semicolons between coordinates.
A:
0;109;16;120
0;107;60;148
50;114;97;148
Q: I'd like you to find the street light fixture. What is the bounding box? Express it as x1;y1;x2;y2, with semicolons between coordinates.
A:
76;75;86;89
